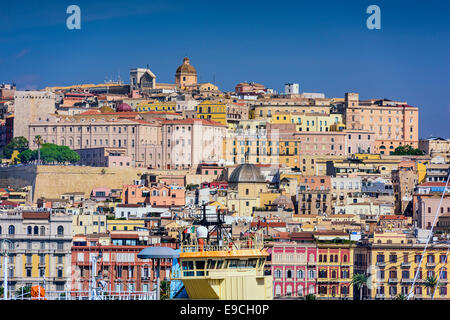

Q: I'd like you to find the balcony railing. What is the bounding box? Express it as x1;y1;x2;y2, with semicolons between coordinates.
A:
388;278;398;284
401;262;411;268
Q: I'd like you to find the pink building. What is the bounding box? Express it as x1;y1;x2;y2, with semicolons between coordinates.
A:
122;184;186;207
269;233;317;298
345;130;375;154
161;118;226;170
149;185;185;207
91;187;112;201
294;131;346;156
417;194;450;229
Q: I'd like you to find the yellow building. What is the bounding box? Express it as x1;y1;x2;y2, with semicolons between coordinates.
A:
279;136;299;168
135;101;177;112
72;213;107;235
291;113;343;132
316;241;355;299
196;101;227;125
355;232;450;300
107;219;145;232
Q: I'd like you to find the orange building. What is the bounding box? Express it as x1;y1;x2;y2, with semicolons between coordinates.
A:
343;93;419;154
148;185;185;207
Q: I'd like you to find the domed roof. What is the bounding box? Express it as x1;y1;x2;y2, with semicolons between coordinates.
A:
229;163;265;184
176;57;197;75
117;103;132;112
273;195;294;210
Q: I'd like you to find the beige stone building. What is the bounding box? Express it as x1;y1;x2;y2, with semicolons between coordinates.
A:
0;210;72;293
161;118;226;170
28;113;162;168
227;163;268;216
13;90;56;139
419;137;450;156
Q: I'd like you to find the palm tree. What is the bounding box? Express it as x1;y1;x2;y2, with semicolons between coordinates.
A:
351;273;369;300
424;275;439;298
395;293;406;300
34;135;43;165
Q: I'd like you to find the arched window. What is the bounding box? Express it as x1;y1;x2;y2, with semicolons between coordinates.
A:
343;255;348;263
34;226;39;235
332;270;337;279
40;226;45;236
335;255;338;262
297;269;304;279
286;285;293;296
8;225;15;235
57;226;64;236
27;226;32;235
309;285;315;295
275;285;281;296
297;285;304;297
287;270;292;279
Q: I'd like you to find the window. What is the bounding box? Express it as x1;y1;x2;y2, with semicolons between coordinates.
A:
8;225;15;235
57;226;64;236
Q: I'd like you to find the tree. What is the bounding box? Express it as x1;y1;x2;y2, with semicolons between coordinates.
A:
34;135;43;164
424;275;439;298
396;293;406;300
18;143;80;164
17;149;33;163
3;136;29;159
15;285;32;299
391;145;424;156
351;273;369;300
304;293;316;300
160;280;170;300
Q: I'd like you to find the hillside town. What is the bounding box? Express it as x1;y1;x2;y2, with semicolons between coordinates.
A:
0;57;449;300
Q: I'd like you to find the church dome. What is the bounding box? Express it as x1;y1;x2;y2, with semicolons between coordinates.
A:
229;164;265;184
117;103;132;112
272;195;294;210
176;57;197;75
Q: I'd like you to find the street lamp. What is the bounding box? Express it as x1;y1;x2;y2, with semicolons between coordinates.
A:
0;239;12;300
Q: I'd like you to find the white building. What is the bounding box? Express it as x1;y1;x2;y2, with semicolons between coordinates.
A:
284;83;299;95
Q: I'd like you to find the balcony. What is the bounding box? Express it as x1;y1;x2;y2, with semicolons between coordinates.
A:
52;276;66;282
401;262;411;268
376;262;386;268
426;262;436;268
401;278;413;284
375;294;385;299
388;278;398;284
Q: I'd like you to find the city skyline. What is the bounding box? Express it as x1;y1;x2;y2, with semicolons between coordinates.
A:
0;0;449;138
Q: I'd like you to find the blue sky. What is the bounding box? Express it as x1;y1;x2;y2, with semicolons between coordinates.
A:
0;0;449;138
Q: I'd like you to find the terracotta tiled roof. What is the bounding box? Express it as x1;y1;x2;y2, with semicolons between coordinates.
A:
22;212;50;220
110;233;140;239
380;215;407;220
418;182;448;187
